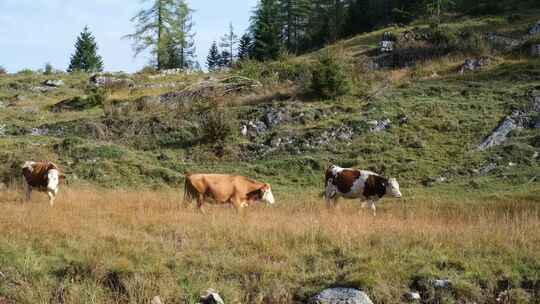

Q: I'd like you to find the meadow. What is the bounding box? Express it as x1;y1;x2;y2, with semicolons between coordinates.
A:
0;183;539;303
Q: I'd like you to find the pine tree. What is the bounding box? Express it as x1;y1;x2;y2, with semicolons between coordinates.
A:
219;50;232;68
251;0;282;61
67;26;104;73
237;34;253;61
206;41;221;71
219;23;239;67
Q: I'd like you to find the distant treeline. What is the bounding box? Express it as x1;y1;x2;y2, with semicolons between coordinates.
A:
246;0;540;61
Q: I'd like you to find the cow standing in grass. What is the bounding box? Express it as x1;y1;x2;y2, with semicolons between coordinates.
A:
22;161;64;206
183;173;275;213
324;164;402;215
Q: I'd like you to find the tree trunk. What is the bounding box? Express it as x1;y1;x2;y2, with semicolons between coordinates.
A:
157;0;164;70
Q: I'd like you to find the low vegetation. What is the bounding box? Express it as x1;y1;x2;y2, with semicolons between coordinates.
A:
0;184;539;303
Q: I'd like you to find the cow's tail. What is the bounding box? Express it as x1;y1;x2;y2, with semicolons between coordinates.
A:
183;173;197;207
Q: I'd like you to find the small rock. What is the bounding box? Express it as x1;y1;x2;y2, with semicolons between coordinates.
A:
30;127;49;136
151;296;163;304
43;79;64;87
310;288;373;304
30;86;55;93
398;114;409;124
433;279;451;289
403;291;421;302
459;57;490;74
199;288;224;304
0;124;6;136
240;125;248;137
531;44;540;57
370;118;391;132
529;21;540;35
478;162;497;175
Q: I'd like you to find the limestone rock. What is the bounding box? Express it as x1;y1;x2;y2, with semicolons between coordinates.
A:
310;288;373;304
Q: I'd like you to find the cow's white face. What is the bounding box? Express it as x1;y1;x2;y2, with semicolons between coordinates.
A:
261;185;275;204
386;178;402;198
47;169;60;191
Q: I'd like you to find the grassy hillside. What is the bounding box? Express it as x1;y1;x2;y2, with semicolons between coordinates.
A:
0;9;539;304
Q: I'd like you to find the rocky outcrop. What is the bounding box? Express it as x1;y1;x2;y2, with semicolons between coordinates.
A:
477;115;521;150
310;288;373;304
43;79;64;87
89;74;135;89
529;21;540;35
478;89;540;150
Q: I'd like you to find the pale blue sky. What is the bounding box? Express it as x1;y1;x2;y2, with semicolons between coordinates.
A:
0;0;258;73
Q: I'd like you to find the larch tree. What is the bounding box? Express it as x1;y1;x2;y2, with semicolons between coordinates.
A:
125;0;196;70
219;23;239;67
67;26;104;73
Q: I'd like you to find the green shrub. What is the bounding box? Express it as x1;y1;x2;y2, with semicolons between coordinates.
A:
17;69;34;76
0;66;7;75
199;108;237;143
310;51;351;100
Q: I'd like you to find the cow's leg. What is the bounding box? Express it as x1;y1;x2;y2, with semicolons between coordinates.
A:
368;200;377;216
325;185;337;209
47;190;55;206
231;197;247;214
22;179;31;202
196;194;206;214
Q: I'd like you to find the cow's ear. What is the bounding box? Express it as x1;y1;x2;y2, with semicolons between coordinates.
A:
261;184;270;191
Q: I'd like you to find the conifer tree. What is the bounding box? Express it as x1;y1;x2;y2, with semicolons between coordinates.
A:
237;34;253;61
251;0;282;61
206;41;221;71
219;50;232;68
67;26;104;73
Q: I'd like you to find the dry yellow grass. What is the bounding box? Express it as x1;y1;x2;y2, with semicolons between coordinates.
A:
0;186;539;303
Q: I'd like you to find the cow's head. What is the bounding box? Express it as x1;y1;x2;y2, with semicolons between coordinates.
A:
260;183;275;204
386;178;402;198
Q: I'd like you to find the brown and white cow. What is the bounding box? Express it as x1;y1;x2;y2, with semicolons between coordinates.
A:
183;173;275;213
22;161;64;206
324;164;402;215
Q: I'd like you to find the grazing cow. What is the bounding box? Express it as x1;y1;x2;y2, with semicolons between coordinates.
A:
22;161;64;206
183;173;275;213
324;164;402;215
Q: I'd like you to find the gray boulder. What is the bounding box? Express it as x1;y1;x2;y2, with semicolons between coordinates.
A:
264;107;291;127
310;288;373;304
403;291;421;302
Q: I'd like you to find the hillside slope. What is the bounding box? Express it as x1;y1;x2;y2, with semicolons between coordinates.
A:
1;12;539;193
